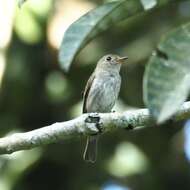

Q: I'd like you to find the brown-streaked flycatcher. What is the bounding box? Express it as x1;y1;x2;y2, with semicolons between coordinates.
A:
82;54;128;163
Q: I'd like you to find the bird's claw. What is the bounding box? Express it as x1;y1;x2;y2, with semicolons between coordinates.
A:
85;113;103;135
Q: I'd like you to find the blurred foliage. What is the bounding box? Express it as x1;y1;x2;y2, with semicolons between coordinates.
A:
0;0;190;190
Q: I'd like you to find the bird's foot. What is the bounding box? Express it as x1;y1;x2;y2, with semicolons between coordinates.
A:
85;113;103;135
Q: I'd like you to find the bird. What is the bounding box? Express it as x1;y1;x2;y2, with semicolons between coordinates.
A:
82;54;128;163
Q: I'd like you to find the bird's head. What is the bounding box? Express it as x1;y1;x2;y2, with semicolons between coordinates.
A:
96;54;128;72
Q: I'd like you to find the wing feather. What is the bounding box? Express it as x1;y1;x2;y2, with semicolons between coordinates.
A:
82;73;95;113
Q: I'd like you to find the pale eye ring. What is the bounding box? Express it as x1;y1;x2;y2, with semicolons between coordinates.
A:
106;56;112;61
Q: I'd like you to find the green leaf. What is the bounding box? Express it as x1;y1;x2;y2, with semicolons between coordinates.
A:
143;23;190;123
59;0;184;71
59;0;160;71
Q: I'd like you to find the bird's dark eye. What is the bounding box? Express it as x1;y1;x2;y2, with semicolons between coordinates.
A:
106;56;112;61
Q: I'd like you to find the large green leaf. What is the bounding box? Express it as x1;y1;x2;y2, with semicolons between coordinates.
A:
59;0;179;71
143;23;190;123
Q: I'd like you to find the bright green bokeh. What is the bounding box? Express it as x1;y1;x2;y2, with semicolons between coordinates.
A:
14;0;52;44
107;142;149;177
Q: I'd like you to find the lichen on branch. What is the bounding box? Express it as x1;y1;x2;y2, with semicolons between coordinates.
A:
0;101;190;155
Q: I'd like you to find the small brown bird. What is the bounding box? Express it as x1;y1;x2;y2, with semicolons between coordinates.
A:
83;54;128;163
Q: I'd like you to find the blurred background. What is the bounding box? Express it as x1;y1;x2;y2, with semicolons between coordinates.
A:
0;0;190;189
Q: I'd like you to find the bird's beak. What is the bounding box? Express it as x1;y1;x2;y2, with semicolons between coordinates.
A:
117;56;128;64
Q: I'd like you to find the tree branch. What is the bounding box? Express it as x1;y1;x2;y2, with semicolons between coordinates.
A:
0;101;190;155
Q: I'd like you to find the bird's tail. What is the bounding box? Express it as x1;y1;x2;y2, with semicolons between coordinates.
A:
83;136;98;163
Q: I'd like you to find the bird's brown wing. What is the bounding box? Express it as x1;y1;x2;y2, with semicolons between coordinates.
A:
83;72;95;113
